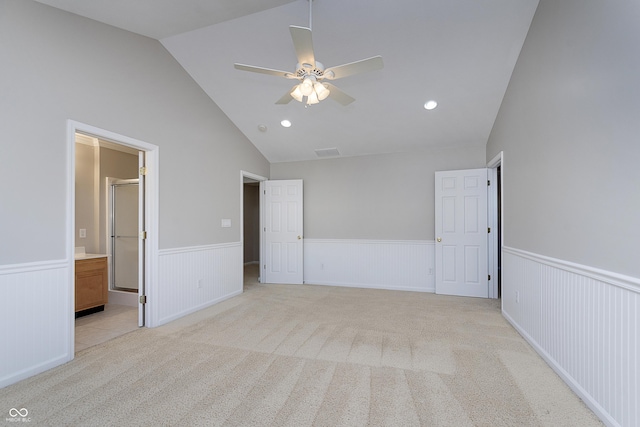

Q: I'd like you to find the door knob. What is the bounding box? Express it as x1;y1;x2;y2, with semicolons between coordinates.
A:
437;237;442;242
297;235;302;240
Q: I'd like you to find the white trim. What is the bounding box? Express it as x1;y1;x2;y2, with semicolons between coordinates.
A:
487;151;503;299
303;238;433;245
503;246;640;293
0;259;68;275
241;170;268;182
487;151;504;248
159;242;242;256
67;120;160;329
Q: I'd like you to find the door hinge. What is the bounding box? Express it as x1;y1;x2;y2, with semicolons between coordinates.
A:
488;275;491;281
263;265;266;270
488;180;490;186
139;166;147;176
488;227;491;233
139;295;147;304
139;231;147;239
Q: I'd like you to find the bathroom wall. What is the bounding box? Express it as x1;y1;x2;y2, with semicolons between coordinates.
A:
98;146;139;254
75;142;98;253
74;139;138;254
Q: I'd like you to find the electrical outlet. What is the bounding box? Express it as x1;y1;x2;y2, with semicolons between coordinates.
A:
428;268;433;275
515;291;520;303
197;279;202;289
320;263;324;270
79;229;86;238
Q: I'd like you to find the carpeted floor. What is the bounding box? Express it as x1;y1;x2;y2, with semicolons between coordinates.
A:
0;268;602;426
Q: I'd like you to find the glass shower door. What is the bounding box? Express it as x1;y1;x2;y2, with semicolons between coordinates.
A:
111;180;139;292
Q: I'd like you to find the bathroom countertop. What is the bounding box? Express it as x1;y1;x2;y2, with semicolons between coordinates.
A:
75;253;108;260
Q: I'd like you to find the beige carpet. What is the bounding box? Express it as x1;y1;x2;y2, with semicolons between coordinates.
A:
1;268;601;426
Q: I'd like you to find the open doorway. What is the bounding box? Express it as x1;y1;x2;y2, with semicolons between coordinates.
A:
70;120;159;355
241;171;266;290
74;133;140;351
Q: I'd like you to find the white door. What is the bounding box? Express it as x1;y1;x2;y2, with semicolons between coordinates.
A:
435;168;488;297
137;152;146;326
261;180;303;284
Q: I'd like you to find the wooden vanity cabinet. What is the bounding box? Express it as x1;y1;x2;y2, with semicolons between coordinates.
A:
75;257;108;312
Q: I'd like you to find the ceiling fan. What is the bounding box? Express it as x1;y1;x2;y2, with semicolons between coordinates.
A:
234;0;383;106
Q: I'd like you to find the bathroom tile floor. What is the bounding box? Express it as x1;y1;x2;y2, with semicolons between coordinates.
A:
75;304;139;352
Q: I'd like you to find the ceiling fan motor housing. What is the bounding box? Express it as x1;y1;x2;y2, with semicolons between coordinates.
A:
296;61;325;80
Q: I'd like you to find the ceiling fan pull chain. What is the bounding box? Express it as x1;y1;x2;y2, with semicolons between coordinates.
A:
309;0;313;31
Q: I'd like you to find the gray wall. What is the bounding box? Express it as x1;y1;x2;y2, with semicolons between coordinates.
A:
0;0;269;264
486;0;640;278
271;146;486;240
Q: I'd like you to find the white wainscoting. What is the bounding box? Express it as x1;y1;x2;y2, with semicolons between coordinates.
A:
303;239;435;292
502;247;639;427
0;260;73;388
157;242;243;325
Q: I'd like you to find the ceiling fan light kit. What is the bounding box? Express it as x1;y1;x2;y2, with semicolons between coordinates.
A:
234;0;383;106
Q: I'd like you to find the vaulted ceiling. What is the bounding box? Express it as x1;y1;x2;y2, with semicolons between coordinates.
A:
35;0;539;163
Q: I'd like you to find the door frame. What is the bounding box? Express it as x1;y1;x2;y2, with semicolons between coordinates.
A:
67;120;159;355
240;171;267;284
487;151;503;299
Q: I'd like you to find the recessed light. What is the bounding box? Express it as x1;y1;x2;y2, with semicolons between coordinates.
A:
281;119;292;128
424;100;438;110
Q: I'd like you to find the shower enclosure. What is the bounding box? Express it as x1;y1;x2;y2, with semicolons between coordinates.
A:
110;179;139;292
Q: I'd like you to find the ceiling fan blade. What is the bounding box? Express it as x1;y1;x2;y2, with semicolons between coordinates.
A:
289;26;315;67
275;85;298;104
324;83;355;106
234;63;297;79
324;56;384;80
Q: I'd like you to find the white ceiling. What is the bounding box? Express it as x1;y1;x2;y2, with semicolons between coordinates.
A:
35;0;539;163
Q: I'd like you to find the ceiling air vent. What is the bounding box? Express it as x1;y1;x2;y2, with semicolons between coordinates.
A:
314;148;340;158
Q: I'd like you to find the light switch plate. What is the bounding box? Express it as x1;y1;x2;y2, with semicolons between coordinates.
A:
221;219;231;228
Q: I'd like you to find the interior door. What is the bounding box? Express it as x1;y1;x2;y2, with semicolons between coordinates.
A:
261;179;303;284
435;168;488;297
138;152;145;327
